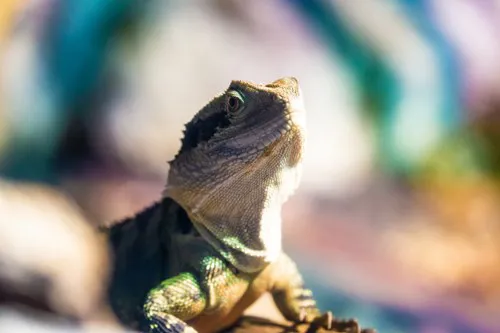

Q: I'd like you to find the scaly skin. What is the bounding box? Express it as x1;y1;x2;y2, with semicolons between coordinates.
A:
102;78;373;333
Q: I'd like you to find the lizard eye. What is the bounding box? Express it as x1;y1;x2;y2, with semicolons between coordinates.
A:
225;90;245;114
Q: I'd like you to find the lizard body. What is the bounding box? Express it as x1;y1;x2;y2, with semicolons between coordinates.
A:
102;78;370;333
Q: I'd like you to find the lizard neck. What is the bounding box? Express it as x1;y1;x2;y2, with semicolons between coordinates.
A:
187;199;283;274
165;132;303;273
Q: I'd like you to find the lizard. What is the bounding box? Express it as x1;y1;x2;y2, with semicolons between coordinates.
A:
101;77;374;333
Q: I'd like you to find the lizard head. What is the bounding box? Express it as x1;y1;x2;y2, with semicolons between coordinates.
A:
166;76;306;198
175;76;304;161
165;77;306;269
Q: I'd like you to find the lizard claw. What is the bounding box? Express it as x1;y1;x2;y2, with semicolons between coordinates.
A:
311;311;334;330
298;308;307;322
296;306;375;332
311;314;377;333
329;318;359;332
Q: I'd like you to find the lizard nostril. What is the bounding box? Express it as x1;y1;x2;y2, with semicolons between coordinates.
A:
269;77;298;87
267;77;300;96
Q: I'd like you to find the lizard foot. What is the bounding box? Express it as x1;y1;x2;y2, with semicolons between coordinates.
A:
148;313;197;333
310;312;376;333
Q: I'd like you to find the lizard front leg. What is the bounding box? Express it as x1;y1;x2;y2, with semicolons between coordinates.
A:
144;272;205;333
144;255;246;333
270;253;370;333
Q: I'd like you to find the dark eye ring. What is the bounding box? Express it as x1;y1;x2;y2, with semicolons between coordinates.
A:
226;90;244;113
228;96;239;111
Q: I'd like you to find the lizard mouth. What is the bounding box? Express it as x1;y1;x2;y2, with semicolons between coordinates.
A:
287;89;306;130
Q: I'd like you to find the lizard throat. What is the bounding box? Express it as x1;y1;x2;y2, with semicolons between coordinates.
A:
188;210;282;274
165;134;303;273
169;169;293;274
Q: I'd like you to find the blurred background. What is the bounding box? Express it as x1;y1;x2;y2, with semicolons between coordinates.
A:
1;0;500;332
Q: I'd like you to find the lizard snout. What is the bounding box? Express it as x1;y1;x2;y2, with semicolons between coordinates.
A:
266;77;301;97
